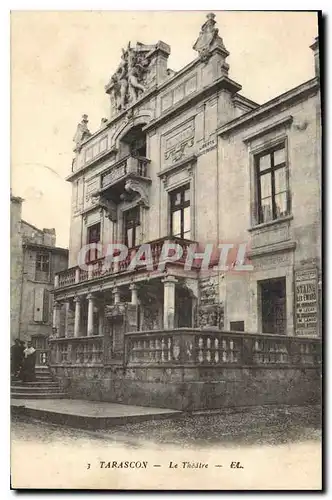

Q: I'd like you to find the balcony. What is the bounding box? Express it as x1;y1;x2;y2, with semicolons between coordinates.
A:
55;236;198;290
94;155;151;205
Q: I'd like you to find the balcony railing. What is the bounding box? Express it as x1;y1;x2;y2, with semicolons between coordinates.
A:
48;329;322;369
101;155;150;190
55;236;197;289
124;329;322;367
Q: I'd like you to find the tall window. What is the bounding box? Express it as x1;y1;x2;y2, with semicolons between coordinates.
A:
124;208;140;248
86;223;101;262
256;144;289;224
170;184;191;239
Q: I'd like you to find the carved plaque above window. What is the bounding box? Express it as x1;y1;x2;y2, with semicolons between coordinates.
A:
163;119;195;165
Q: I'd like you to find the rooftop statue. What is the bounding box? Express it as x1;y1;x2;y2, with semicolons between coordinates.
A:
109;42;153;112
193;12;226;62
73;114;92;151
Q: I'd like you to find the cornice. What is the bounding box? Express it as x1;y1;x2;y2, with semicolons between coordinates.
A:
242;115;293;143
143;76;242;132
218;78;319;138
157;154;197;180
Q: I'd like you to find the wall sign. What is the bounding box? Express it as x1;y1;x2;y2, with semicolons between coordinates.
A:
295;268;319;337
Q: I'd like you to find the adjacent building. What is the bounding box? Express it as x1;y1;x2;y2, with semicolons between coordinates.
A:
10;194;68;350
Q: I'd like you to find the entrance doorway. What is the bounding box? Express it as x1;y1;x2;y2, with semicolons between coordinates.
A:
260;277;286;334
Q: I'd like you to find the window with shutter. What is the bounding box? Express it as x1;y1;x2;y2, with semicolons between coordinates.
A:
33;288;44;322
43;289;50;323
34;288;50;323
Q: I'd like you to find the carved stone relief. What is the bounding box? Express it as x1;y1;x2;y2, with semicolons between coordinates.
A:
197;304;224;329
121;178;150;208
163;120;195;164
93;194;117;222
197;274;224;329
107;42;157;113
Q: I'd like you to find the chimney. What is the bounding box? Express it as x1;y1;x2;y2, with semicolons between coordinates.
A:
310;36;319;78
43;228;56;247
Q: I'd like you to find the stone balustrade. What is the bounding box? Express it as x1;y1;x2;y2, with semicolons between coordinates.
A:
35;348;50;367
124;329;322;367
48;329;321;369
49;336;104;366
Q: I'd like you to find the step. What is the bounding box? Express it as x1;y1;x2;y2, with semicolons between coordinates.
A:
11;392;68;400
11;399;183;429
11;381;60;387
11;386;62;394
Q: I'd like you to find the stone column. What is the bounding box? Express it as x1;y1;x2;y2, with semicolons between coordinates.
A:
113;286;120;304
74;296;81;338
98;306;104;336
64;301;70;338
129;283;138;305
87;293;95;337
52;301;61;337
162;275;178;329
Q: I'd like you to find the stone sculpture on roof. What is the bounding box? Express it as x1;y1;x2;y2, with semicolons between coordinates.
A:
108;42;155;112
193;12;227;63
73;114;92;151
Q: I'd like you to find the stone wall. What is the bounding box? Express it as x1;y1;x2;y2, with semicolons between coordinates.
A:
51;364;321;411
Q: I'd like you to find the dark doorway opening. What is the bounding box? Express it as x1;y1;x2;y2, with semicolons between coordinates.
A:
121;125;147;158
260;277;286;334
176;286;193;328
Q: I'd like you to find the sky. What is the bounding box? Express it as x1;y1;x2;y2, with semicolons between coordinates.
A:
10;10;319;248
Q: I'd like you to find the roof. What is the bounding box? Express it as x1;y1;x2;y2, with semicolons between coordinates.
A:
23;241;69;254
21;219;44;234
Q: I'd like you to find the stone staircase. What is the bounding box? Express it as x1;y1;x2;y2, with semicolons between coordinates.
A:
11;366;67;400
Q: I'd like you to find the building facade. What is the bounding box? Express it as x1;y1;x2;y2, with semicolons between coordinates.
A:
10;194;69;351
50;14;321;409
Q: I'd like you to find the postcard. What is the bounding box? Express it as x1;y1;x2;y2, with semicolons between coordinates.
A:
10;10;322;490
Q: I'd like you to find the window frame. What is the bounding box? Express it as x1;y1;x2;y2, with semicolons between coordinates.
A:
169;183;191;239
35;252;50;274
86;222;101;263
123;207;141;249
255;142;290;225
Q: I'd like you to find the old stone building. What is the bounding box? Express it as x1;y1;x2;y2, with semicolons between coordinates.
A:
10;194;68;356
50;14;321;409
